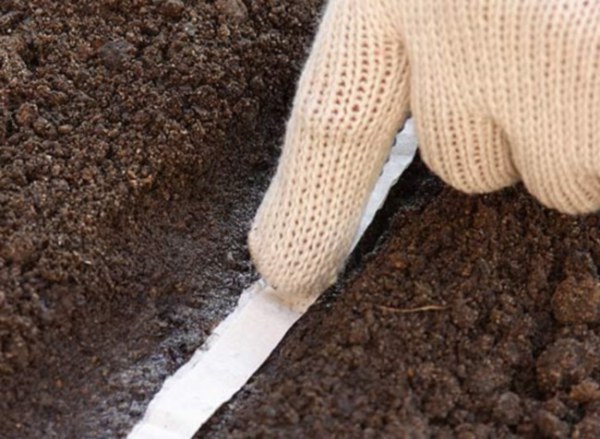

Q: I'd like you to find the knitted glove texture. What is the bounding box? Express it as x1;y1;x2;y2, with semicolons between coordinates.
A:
249;0;600;307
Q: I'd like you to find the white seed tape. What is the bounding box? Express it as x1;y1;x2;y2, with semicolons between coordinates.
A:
128;119;418;439
128;281;302;439
353;119;418;249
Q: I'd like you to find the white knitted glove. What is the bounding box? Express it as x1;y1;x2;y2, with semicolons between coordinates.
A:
249;0;600;307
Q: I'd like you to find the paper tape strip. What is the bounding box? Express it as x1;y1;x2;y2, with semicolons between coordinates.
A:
129;119;418;439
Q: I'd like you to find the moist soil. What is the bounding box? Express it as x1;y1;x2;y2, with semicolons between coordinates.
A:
1;0;322;437
2;1;600;439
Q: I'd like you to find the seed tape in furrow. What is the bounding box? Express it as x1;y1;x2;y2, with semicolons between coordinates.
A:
129;120;418;438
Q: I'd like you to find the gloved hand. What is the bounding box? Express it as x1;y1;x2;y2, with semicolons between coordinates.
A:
249;0;600;308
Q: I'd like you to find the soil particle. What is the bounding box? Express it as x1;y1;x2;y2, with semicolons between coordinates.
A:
412;362;461;419
15;102;38;126
573;408;600;438
536;338;598;393
32;116;57;139
493;391;522;425
214;0;248;23
0;35;30;81
552;274;600;324
535;409;570;438
97;39;136;71
466;358;511;395
160;0;185;19
570;379;600;403
451;298;480;329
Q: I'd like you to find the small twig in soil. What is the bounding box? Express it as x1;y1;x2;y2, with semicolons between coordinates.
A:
377;304;447;314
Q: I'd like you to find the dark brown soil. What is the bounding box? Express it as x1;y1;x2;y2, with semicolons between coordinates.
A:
4;1;600;439
203;165;600;438
1;0;322;437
